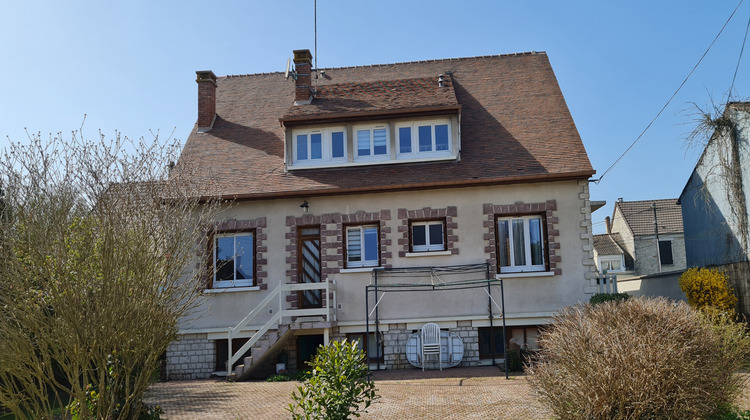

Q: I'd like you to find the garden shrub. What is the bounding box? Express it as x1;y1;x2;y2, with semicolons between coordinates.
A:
526;297;750;420
505;349;523;372
589;292;630;305
679;267;738;314
288;340;378;419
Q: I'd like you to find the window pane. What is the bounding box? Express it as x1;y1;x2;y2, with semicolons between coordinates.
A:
498;220;510;267
347;228;362;262
310;133;322;159
428;223;444;246
610;260;621;270
357;130;370;156
512;219;526;266
529;217;543;266
331;131;344;158
367;333;383;358
435;124;449;151
296;134;308;160
418;125;432;152
364;227;378;262
373;129;387;155
399;127;412;153
216;236;235;281
235;235;254;280
412;225;426;246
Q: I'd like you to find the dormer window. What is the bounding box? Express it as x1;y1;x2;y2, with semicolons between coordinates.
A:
355;125;389;161
396;119;452;158
293;127;347;166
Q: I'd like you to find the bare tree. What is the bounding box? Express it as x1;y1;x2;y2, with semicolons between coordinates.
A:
0;129;220;419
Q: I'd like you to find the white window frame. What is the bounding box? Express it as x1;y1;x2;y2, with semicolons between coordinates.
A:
396;119;452;159
599;256;624;272
292;127;347;166
213;232;255;288
346;224;379;268
497;215;546;273
353;124;389;162
411;220;445;252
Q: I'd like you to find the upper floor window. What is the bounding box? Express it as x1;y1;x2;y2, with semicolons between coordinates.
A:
496;215;546;273
397;120;451;158
659;240;673;265
599;257;623;272
346;224;379;268
355;125;389;161
293;128;346;165
411;220;445;252
213;232;255;288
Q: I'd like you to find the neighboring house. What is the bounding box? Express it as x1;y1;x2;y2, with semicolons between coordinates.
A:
167;49;597;380
592;232;629;274
604;198;686;276
679;102;750;314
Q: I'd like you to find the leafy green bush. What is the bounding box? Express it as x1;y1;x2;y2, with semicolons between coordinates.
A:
527;297;750;420
680;267;738;314
589;292;630;305
288;340;378;419
505;349;523;372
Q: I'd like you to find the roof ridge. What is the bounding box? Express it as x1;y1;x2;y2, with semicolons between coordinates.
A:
221;51;545;79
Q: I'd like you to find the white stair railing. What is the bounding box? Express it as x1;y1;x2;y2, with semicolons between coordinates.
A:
227;279;336;372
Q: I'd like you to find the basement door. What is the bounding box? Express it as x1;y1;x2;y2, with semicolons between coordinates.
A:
298;227;322;309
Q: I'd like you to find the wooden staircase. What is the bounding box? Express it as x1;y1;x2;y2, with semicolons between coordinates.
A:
227;279;336;381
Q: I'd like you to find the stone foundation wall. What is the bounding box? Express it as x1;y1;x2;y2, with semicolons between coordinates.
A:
453;321;479;367
383;324;411;370
166;333;214;380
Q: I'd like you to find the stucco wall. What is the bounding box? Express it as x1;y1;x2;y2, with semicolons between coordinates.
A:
632;234;687;275
180;179;595;335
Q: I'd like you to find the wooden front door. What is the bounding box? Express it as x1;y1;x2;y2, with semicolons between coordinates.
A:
298;227;322;309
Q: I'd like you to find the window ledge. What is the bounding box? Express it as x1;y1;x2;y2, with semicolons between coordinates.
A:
405;250;452;257
496;271;555;279
203;286;261;294
340;267;382;273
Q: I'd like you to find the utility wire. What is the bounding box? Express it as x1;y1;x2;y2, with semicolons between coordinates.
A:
593;0;744;184
729;11;750;99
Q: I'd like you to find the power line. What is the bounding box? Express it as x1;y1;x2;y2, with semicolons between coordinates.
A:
729;11;750;98
593;0;745;184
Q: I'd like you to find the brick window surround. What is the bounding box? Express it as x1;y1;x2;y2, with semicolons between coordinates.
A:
483;200;560;276
210;217;268;289
285;209;392;280
397;206;458;257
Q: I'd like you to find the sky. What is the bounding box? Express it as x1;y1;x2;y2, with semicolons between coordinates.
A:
1;1;749;234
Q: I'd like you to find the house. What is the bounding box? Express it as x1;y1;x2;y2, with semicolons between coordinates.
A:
679;102;750;315
600;198;686;277
166;49;597;379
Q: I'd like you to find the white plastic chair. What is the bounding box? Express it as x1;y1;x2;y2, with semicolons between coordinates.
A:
420;322;442;371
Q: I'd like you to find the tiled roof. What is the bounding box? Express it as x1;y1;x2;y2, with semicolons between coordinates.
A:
593;233;624;256
177;52;594;199
615;199;683;236
281;77;459;121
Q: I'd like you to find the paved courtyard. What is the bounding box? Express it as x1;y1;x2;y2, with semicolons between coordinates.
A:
145;366;551;419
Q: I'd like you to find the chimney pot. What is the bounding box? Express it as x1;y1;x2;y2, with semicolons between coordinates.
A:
605;216;611;234
196;70;217;131
292;49;313;104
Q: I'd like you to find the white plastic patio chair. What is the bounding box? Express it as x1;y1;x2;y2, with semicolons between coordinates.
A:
420;322;442;371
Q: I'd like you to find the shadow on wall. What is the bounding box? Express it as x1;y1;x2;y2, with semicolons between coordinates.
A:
681;170;747;268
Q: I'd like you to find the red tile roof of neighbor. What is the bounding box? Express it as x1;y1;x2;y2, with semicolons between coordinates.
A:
615;199;684;236
177;52;594;199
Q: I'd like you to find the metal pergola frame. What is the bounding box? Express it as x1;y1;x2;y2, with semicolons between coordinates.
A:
364;263;508;379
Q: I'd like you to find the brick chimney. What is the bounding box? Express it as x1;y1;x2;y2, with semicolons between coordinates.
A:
196;70;217;131
293;49;313;104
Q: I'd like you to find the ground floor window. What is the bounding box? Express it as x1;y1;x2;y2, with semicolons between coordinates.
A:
478;327;505;358
510;326;540;350
346;332;384;362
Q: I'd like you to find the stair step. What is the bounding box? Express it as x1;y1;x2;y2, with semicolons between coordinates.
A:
244;356;254;367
